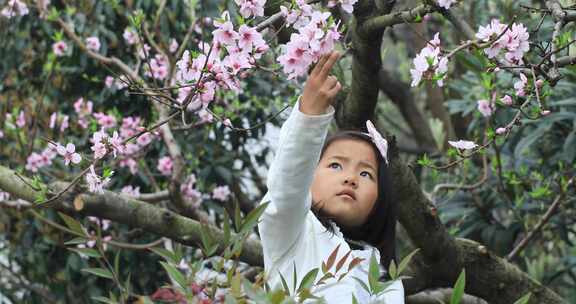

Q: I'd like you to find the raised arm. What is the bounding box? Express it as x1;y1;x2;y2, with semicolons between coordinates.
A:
259;52;342;263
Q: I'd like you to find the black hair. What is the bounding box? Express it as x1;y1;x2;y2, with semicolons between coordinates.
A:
311;130;398;272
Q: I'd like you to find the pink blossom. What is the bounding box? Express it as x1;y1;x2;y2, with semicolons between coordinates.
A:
0;130;3;138
237;24;260;50
339;0;358;13
118;157;138;174
366;120;389;164
181;174;202;205
197;109;214;123
57;143;82;165
157;156;173;176
169;38;179;53
1;0;29;18
477;99;493;117
514;73;528;97
121;185;141;197
234;0;266;18
25;153;43;172
496;127;507;135
74;98;94;116
93;112;117;129
212;185;231;202
212;19;238;46
85;36;101;52
145;54;169;80
501;95;513;106
123;28;138;45
541;110;551;116
410;33;448;87
136;132;155;147
137;43;151;59
85;165;112;194
0;191;10;201
448;140;478;150
436;0;456;10
476;19;530;64
91;130;109;159
16;111;25;128
109;131;125;157
104;76;114;88
52;41;68;57
223;118;232;127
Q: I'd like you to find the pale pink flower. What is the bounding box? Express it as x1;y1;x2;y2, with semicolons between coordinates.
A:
212;20;238;46
16;111;25;128
136;132;155;147
0;191;10;201
448;140;478;150
52;41;68;57
0;130;3;138
223;118;232;127
137;43;151;59
123;28;138;45
212;185;231;202
25;153;43;172
57;143;82;165
104;76;114;88
109;131;125;157
237;24;260;50
436;0;456;9
157;156;173;176
118;157;138;174
91;130;109;159
93;112;117;129
85;36;101;52
1;0;29;18
477;99;493;117
514;73;528;97
366;120;389;164
169;38;179;53
121;185;141;197
235;0;266;18
496;127;507;135
85;165;112;194
410;33;448;87
197;109;214;123
501;95;513;106
339;0;358;13
541;110;551;116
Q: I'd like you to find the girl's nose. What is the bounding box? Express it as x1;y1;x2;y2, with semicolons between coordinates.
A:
343;175;358;188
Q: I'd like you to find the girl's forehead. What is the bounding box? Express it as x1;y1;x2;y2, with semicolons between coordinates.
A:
323;138;378;164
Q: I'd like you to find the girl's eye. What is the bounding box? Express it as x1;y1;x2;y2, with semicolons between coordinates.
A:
360;171;373;179
328;162;342;170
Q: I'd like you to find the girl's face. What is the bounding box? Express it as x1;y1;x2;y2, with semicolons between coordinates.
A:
311;138;379;228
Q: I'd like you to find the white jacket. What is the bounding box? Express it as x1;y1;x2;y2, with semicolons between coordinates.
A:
258;99;405;303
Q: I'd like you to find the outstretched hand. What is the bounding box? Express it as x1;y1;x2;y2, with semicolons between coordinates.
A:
300;51;342;115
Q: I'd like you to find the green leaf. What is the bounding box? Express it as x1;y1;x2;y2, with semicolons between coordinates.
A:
513;292;532;304
240;201;270;235
278;271;291;295
64;237;89;245
82;268;114;280
368;252;380;294
352;276;371;294
396;248;420;279
58;212;87;237
149;247;178;264
388;260;397;280
292;262;298;293
68;248;101;258
297;268;318;292
159;261;187;289
450;268;466;304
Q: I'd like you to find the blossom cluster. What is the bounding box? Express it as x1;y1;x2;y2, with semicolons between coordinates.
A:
26;144;57;172
85;165;112;194
476;19;530;64
1;0;28;18
436;0;456;10
174;12;269;121
410;33;448;87
277;6;341;79
326;0;358;14
234;0;266;19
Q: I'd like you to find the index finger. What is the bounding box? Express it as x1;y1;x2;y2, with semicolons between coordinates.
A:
310;54;329;76
319;51;341;78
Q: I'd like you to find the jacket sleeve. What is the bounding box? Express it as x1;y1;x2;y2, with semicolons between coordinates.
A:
258;97;334;263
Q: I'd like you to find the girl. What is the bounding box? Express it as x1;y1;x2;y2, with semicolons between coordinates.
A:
258;51;404;303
